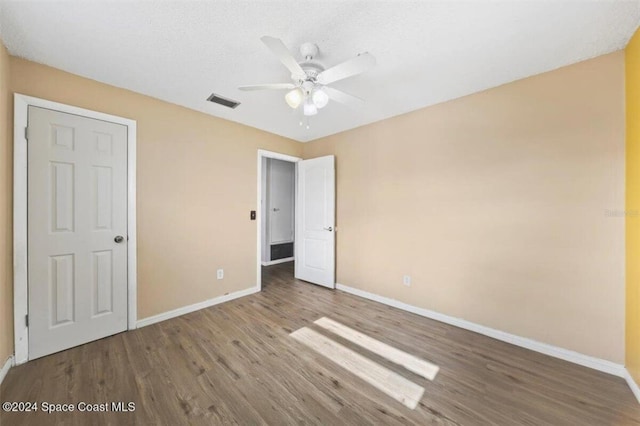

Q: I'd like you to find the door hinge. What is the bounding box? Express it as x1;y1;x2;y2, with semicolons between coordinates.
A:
24;126;29;141
25;314;28;327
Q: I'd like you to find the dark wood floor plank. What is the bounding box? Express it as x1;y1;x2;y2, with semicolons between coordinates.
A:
2;261;639;425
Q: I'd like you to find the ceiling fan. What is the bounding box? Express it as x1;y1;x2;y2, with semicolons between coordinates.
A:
239;36;376;117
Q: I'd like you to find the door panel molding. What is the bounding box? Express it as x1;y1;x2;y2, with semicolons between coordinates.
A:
13;94;137;365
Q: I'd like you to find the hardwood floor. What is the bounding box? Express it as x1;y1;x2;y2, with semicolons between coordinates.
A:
2;261;639;425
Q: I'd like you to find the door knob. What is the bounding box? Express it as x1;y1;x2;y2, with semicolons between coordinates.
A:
324;227;333;232
114;235;125;243
273;208;280;212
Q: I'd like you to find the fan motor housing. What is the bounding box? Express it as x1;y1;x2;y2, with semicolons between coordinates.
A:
296;61;325;82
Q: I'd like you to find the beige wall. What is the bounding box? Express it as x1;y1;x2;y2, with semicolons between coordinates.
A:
303;51;625;363
0;50;625;365
0;42;12;364
9;58;301;321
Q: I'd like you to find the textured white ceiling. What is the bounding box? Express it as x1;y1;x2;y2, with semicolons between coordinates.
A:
1;1;639;142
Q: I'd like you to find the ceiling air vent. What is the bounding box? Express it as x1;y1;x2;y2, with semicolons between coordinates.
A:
207;93;240;109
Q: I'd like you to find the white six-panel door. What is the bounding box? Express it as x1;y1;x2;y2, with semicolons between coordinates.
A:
28;106;128;359
295;155;335;288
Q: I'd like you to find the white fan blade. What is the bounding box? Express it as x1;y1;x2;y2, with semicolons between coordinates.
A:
238;83;296;91
323;86;365;108
260;36;306;79
317;52;376;85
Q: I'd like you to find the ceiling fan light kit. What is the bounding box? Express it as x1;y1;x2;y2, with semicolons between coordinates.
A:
239;36;375;121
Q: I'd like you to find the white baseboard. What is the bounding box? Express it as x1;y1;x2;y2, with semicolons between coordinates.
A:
336;283;625;378
261;257;294;266
0;355;14;386
137;286;260;328
625;369;640;404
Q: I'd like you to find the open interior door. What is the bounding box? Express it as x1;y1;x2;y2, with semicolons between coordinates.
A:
295;155;335;288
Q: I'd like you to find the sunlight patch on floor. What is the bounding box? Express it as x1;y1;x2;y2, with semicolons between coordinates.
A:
290;318;440;409
314;317;439;381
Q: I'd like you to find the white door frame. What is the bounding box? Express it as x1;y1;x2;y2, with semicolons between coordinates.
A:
256;149;301;290
13;94;138;365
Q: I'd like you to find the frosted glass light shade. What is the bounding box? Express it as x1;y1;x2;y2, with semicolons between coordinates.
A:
303;99;318;116
285;88;303;109
312;88;329;109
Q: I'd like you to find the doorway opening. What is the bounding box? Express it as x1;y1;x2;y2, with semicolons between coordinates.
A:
256;150;301;290
256;150;336;291
261;156;296;286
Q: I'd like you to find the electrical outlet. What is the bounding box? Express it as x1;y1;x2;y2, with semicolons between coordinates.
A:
403;275;411;287
217;269;224;280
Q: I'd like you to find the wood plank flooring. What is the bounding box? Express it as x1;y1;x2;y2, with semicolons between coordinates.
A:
2;261;639;425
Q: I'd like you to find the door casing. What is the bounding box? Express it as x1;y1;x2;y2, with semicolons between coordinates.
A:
13;94;137;365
